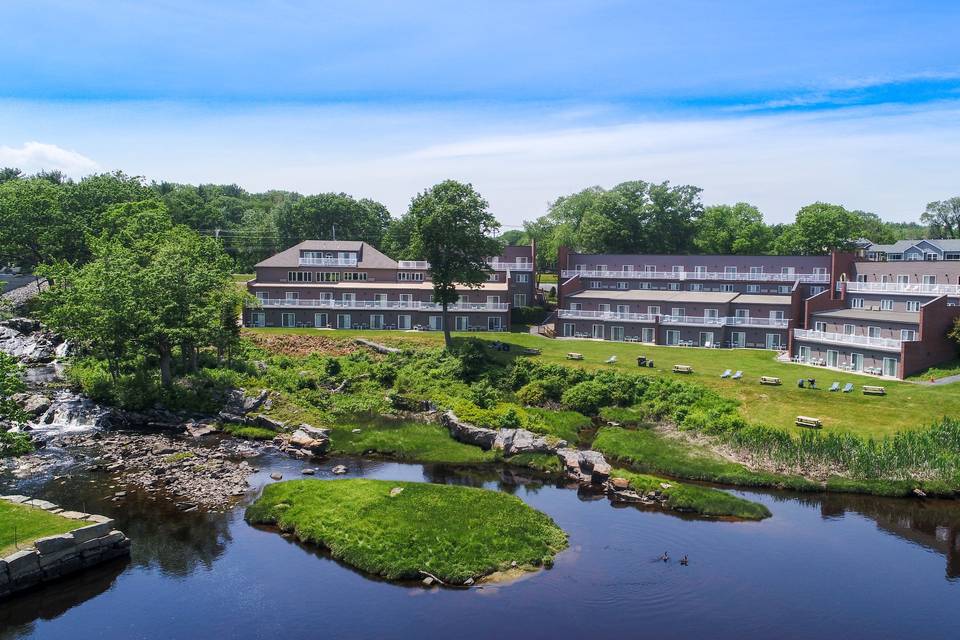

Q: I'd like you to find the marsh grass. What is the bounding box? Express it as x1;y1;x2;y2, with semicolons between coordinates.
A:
245;479;568;584
611;469;771;520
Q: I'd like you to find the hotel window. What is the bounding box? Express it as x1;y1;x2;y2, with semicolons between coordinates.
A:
640;281;651;290
881;299;894;311
488;273;499;281
255;291;268;302
594;264;607;272
399;293;412;303
591;281;602;288
486;295;501;304
317;272;340;282
671;307;685;318
901;329;916;341
721;284;735;292
397;272;424;282
694;266;707;276
341;293;355;303
747;284;760;293
689;283;703;291
888;254;903;260
750;266;763;276
897;275;909;284
843;324;855;335
284;292;299;301
598;304;611;312
810;286;825;295
813;267;828;276
906;300;920;312
616;304;629;313
373;293;387;305
668;283;681;291
922;275;936;285
778;285;791;294
516;273;530;283
724;266;737;276
514;294;527;308
851;298;864;309
281;313;296;328
617;281;629;290
569;302;582;311
856;274;867;282
814;321;827;332
644;265;656;273
868;326;881;338
781;267;796;276
287;271;313;282
881;275;890;283
622;265;634;273
342;272;367;281
704;308;719;319
648;306;660;315
673;265;685;274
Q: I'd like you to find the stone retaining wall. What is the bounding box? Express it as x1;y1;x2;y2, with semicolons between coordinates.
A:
0;495;130;600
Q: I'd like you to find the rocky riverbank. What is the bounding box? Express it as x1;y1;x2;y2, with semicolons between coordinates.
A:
61;433;257;511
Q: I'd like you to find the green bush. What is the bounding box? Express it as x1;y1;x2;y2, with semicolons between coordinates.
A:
515;381;548;406
561;380;610;415
0;431;33;457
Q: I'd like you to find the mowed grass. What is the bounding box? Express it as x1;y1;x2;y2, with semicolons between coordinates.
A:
611;469;771;520
245;479;568;584
245;327;960;437
0;501;84;557
331;419;500;464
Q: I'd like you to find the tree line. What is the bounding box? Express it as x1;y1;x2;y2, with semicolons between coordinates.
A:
1;168;956;275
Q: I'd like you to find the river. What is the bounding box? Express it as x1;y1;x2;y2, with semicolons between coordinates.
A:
2;443;959;640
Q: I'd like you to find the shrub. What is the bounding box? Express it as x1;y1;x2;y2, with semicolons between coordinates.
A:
467;381;501;409
561;380;610;415
0;430;33;457
516;381;548;406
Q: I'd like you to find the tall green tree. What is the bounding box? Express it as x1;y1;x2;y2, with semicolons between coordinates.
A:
773;202;862;255
0;177;70;266
694;203;772;254
407;180;503;349
276;193;391;249
921;197;960;238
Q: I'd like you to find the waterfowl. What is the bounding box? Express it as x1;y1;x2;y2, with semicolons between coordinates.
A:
659;552;669;562
680;555;689;566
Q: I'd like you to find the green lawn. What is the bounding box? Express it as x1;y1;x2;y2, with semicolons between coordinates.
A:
331;419;500;464
538;273;558;284
0;501;84;557
232;273;254;283
611;469;771;520
246;327;960;437
246;479;568;584
907;359;960;382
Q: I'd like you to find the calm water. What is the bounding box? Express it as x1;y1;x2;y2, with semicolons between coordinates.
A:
2;447;959;640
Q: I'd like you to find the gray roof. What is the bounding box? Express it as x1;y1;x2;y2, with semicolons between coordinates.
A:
812;308;919;324
255;241;398;269
567;290;768;304
867;239;960;254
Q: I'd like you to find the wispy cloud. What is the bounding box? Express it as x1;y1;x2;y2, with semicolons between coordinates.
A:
0;141;99;175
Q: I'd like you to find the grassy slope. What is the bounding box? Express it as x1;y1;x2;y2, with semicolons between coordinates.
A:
246;328;960;436
0;502;84;557
333;419;500;464
524;408;592;443
611;469;771;520
246;479;568;583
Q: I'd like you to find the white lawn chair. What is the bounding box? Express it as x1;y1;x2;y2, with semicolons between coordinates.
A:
604;355;617;364
720;369;732;378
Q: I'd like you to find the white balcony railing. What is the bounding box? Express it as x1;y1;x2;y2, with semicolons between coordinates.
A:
558;310;789;327
252;298;508;312
793;328;905;351
561;269;828;283
298;257;358;267
838;281;960;296
398;260;430;270
487;260;533;271
557;309;657;322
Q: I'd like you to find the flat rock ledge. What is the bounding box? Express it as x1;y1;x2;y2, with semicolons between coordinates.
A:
0;495;130;601
441;411;567;457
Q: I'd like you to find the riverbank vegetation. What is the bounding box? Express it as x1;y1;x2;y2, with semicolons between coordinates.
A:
0;351;31;457
611;469;771;520
0;501;83;556
245;479;568;584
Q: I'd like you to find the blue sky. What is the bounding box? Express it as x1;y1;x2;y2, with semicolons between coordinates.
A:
1;0;959;225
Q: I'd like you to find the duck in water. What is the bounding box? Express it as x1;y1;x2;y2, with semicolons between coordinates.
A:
659;551;669;562
680;555;689;566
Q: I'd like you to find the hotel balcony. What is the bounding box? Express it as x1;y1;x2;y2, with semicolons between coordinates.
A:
793;328;905;352
838;281;960;296
557;309;657;322
561;269;828;283
298;256;359;267
487;260;534;271
252;298;509;312
397;260;431;270
558;310;789;327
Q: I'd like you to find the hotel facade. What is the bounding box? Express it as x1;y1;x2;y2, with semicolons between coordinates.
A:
557;241;960;379
244;241;536;332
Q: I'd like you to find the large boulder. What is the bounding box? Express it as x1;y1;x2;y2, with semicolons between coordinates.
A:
441;411;497;449
286;424;331;456
254;414;285;431
18;394;51;417
494;428;566;456
557;448;611;486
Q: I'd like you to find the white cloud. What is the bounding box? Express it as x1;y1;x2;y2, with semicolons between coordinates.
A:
0;141;100;176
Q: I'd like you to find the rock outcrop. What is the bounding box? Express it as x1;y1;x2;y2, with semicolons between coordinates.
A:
282;424;331;457
0;495;130;601
441;411;568;457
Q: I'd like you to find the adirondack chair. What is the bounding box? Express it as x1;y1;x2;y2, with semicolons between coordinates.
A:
604;355;617;364
828;382;840;392
731;370;743;380
720;369;732;378
841;383;854;393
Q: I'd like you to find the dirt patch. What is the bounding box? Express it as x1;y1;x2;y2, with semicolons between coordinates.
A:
244;331;361;357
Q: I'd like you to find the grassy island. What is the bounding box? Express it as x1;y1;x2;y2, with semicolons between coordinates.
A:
0;501;84;557
612;470;772;520
245;479;568;584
